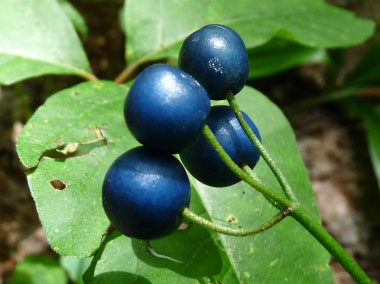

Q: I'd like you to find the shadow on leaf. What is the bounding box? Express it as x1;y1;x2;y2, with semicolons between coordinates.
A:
90;272;151;284
131;222;224;280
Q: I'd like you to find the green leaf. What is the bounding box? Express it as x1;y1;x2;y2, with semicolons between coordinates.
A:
248;38;327;78
124;0;374;64
0;0;94;85
344;99;380;191
345;35;380;88
58;0;88;37
60;256;92;284
17;81;136;257
84;188;239;283
84;87;332;283
11;256;67;284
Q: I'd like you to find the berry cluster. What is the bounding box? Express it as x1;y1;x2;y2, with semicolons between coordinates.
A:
102;24;261;240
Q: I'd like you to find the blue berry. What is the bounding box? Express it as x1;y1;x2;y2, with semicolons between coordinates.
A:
124;64;210;154
102;146;191;240
179;24;249;100
180;106;261;187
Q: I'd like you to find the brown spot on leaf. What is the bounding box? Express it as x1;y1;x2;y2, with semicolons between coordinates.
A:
93;82;104;89
197;210;206;216
50;180;66;191
227;216;236;223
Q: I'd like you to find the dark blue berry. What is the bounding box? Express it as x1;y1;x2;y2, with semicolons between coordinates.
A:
179;24;249;100
102;146;191;240
180;106;261;187
124;64;210;154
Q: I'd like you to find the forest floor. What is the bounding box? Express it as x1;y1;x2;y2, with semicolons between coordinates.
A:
1;0;380;283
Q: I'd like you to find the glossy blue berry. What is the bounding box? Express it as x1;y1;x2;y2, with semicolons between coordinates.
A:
180;106;261;187
102;146;191;240
179;24;249;100
124;64;210;154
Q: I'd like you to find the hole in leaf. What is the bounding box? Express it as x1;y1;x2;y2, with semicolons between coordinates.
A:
41;127;108;160
50;180;66;190
42;141;105;159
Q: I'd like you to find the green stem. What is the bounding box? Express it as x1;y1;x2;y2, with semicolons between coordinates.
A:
182;207;290;236
80;71;98;81
202;126;291;210
226;92;297;201
242;163;262;183
291;206;373;284
241;164;281;205
114;50;162;84
114;59;142;84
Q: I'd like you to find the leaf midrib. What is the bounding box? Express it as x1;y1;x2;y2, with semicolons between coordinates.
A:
0;51;92;77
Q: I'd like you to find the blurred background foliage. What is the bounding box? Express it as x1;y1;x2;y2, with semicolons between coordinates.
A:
1;0;380;283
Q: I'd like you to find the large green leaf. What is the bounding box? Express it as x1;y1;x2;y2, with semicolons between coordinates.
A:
17;81;135;257
11;256;67;284
84;87;332;283
0;0;93;85
248;38;327;78
124;0;374;64
344;99;380;192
